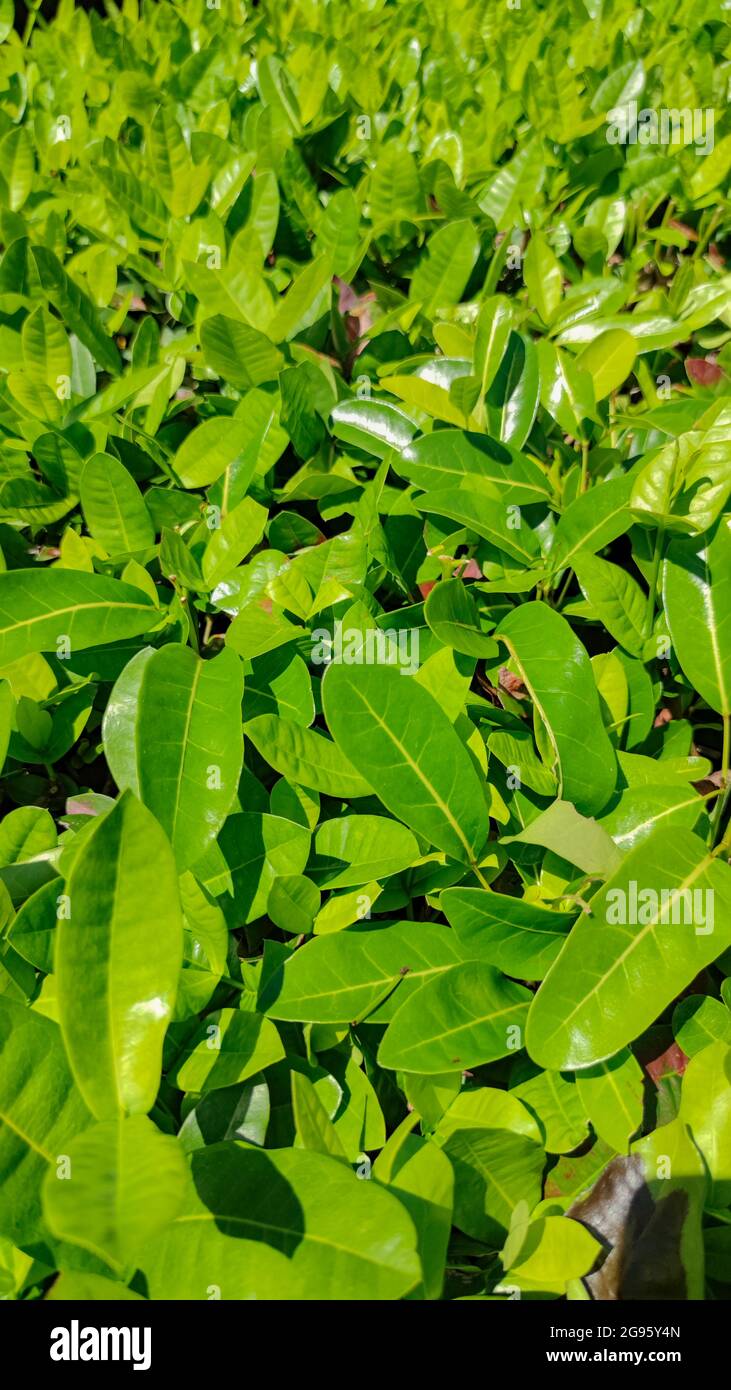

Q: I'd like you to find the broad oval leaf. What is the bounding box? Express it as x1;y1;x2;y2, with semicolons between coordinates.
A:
104;643;244;868
322;662;489;865
140;1143;420;1300
80;452;155;555
378;961;532;1074
526;827;731;1070
497;604;617;816
260;920;464;1024
57;792;184;1119
0;570;158;665
42;1114;187;1269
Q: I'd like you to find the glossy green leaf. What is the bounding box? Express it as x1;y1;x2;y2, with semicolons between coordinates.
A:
663;517;731;715
445;1125;545;1244
576;329;637;401
395;429;549;504
497;604;617;816
527;827;731;1069
42;1115;187;1269
140;1144;420;1300
56;792;184;1118
80;453;155;555
424;579;499;658
103;644;244;869
261;920;464;1024
378;962;532;1074
549;475;633;574
0;1000;91;1245
680;1041;731;1205
575;1048;644;1152
0;570;158;665
440;887;574;980
323;662;489;864
170;1008;284;1093
246;713;373;799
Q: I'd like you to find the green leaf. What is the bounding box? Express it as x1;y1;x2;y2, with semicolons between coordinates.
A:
0;128;34;211
424;579;498;658
311;814;420;888
30;247;121;376
140;1144;420;1300
497;604;617;816
174;416;258;490
246;713;373;799
663;517;731;715
526;827;731;1069
441;887;574;980
103;645;244;869
378;961;532;1074
373;1125;453;1299
501;799;622;876
575;1049;644;1152
202;497;268;588
444;1126;544;1244
510;1064;589;1153
409;221;480;316
576;329;637;401
574;551;647;657
57;792;184;1118
673;995;731;1057
680;1041;731;1206
599;785;705;854
200;314;284;388
0;1000;92;1245
7;877;58;973
524;232;562;325
323;662;489;864
80;453;155;555
261;920;464;1024
395;429;550;503
501;1212;601;1296
473;296;513;413
0;570;157;665
291;1070;349;1162
42;1115;187;1269
549;474;633;574
170;1008;285;1093
330;399;417;458
537;340;595;438
206;811;310;924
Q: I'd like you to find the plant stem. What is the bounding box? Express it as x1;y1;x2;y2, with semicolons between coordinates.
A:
711;712;731;849
580;438;589;493
23;8;39;46
643;523;665;640
552;567;573;610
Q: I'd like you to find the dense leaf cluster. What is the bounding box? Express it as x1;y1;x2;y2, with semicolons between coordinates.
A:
0;0;730;1302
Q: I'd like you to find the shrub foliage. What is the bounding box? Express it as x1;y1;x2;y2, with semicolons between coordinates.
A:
0;0;730;1301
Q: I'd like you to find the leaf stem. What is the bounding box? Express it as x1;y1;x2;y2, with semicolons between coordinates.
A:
471;863;491;889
